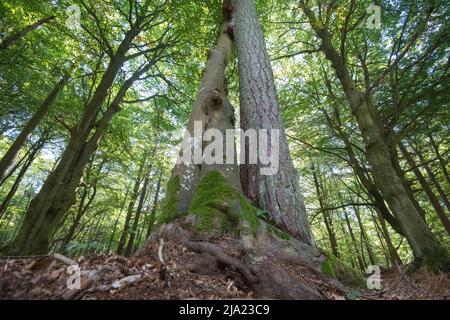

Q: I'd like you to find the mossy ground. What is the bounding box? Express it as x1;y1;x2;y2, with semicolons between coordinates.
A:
320;250;366;288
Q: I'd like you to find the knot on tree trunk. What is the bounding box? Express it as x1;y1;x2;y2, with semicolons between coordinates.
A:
206;88;223;110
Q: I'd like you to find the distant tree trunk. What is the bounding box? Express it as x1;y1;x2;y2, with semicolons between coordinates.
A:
0;140;43;219
146;176;162;239
375;208;402;266
124;172;151;257
353;204;376;266
0;16;56;51
428;133;450;186
371;215;390;267
343;208;366;271
311;164;339;257
117;151;148;255
0;76;67;182
412;145;450;213
391;152;427;220
399;142;450;236
300;1;449;269
232;0;313;244
107;188;130;253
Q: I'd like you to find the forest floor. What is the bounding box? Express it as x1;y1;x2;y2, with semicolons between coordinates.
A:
0;237;449;300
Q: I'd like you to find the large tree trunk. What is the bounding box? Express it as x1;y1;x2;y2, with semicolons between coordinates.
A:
5;32;149;255
300;2;449;269
232;0;314;244
0;16;55;51
170;0;240;213
0;76;67;182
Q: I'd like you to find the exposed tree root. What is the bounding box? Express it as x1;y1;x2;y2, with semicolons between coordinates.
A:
137;216;344;299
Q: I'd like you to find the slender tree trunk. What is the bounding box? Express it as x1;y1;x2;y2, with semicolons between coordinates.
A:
343;208;366;271
107;188;130;253
124;172;151;257
300;1;449;269
428;133;450;186
353;205;376;266
0;16;56;51
391;152;427;220
375;208;402;265
399;142;450;236
146;176;162;239
232;0;313;244
311;164;339;257
117;151;148;255
0;141;43;219
412;145;450;213
0;76;67;181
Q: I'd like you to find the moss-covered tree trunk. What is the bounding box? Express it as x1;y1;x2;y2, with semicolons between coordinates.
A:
168;0;240;217
231;0;314;245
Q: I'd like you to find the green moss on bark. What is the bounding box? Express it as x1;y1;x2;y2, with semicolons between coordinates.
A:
188;170;259;234
320;250;365;288
158;175;181;224
266;223;291;240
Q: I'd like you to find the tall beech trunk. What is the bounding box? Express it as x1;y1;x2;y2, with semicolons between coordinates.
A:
232;0;313;244
59;158;102;252
171;0;240;213
0;16;56;51
321;81;404;236
399;142;450;236
300;2;449;269
0;76;67;182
